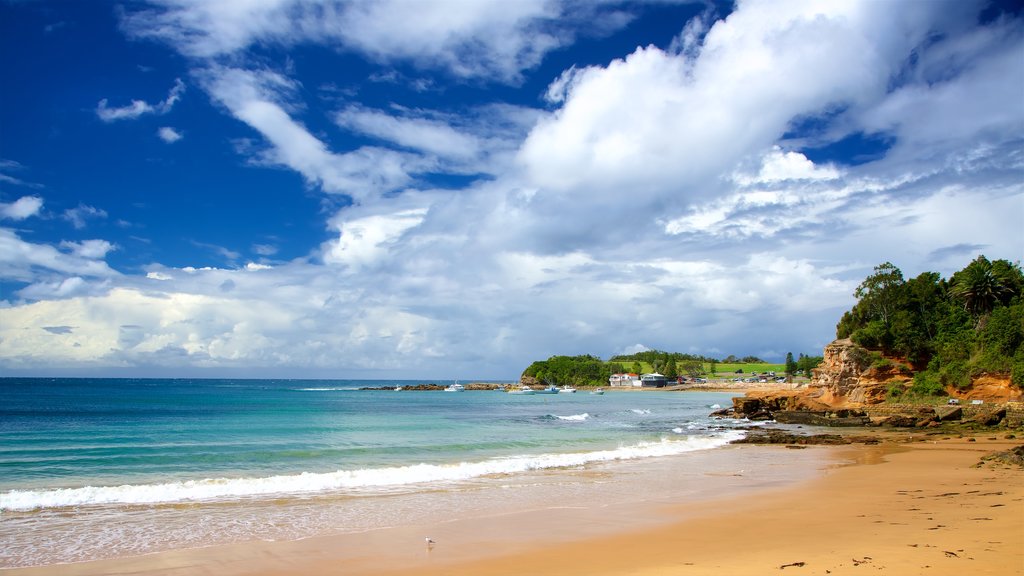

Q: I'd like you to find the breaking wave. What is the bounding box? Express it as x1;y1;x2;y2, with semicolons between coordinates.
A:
1;432;744;512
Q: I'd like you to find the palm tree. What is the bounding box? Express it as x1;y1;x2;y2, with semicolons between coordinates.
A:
950;256;1016;318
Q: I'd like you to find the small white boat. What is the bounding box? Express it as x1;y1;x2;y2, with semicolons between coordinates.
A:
589;389;604;395
507;385;535;395
558;386;577;394
534;385;559;395
443;383;465;392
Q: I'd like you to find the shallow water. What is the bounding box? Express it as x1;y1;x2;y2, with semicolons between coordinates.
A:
0;379;770;567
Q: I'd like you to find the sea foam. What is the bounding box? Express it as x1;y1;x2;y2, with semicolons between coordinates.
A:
0;432;744;512
556;413;590;421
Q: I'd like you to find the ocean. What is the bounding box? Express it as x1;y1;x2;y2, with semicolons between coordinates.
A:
0;378;764;568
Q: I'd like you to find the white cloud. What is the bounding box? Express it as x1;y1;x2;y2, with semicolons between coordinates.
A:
60;239;116;259
322;206;428;270
518;2;951;210
199;66;427;200
62;204;108;229
733;147;840;186
0;228;118;285
251;243;278;256
0;160;44;189
157;126;183;142
335;105;479;161
0;196;43;220
96;78;185;122
122;0;587;83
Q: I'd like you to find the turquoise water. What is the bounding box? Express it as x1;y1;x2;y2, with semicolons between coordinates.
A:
0;378;748;567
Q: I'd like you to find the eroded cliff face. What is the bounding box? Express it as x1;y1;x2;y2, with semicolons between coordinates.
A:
799;339;896;406
800;339;1019;406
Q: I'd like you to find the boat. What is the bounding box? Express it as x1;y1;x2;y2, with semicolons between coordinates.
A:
534;385;559;394
589;389;604;395
558;386;577;394
507;385;535;395
443;383;465;392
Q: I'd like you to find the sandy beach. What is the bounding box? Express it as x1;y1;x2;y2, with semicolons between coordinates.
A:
5;434;1020;576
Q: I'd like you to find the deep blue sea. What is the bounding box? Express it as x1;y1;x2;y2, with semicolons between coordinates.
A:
0;378;754;567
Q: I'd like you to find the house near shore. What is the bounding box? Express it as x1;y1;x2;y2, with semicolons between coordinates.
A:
609;373;641;387
640;373;669;388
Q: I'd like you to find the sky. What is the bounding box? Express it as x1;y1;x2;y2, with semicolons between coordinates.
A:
0;0;1022;380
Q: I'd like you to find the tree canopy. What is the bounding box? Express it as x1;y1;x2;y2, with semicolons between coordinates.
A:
837;256;1024;393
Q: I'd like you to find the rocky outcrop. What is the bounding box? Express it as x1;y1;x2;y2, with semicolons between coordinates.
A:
807;339;913;406
519;375;542;388
732;430;881;445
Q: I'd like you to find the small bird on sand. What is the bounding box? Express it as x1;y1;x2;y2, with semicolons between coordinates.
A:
425;537;436;547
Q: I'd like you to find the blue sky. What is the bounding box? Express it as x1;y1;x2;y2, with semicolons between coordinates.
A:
1;0;1022;379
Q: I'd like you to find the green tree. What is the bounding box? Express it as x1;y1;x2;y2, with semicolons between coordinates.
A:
709;359;718;375
797;354;823;377
680;360;703;378
785;352;797;376
664;357;678;379
631;361;642;375
854;262;905;328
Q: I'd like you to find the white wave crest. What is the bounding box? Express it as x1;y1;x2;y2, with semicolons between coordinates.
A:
0;433;744;512
630;409;651;415
556;413;589;422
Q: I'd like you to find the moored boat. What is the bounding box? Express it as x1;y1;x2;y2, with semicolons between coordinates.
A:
443;383;465;392
507;385;535;395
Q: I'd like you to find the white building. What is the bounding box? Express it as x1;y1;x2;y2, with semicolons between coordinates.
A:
609;373;641;387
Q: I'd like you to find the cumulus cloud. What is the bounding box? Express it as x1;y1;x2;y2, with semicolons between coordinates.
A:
157;126;183;142
59;239;116;259
0;228;118;285
96;78;185;122
0;196;44;220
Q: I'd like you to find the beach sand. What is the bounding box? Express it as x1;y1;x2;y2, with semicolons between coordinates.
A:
4;436;1021;576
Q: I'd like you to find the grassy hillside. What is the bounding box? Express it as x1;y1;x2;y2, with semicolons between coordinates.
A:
708;362;785;375
610;361;785;376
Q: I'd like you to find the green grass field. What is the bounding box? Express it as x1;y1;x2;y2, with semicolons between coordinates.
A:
707;362;785;375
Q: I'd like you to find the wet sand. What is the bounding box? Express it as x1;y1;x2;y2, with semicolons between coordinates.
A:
4;436;1021;576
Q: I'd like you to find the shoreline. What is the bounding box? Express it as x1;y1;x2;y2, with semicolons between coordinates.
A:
4;435;1020;575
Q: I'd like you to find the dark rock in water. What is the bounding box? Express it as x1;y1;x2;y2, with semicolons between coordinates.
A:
773;411;829;425
732;429;881;445
773;411;870;427
880;414;920;427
